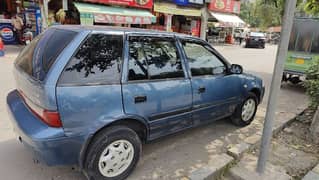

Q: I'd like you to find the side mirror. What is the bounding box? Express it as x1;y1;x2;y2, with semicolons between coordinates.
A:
230;64;243;74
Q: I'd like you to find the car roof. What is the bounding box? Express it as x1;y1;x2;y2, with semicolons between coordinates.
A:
52;25;198;39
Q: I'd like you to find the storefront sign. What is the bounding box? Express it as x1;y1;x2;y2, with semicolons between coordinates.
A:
189;0;204;5
80;13;94;25
81;0;153;9
174;0;188;6
94;14;153;24
154;2;201;17
174;0;204;5
0;24;16;44
209;0;241;14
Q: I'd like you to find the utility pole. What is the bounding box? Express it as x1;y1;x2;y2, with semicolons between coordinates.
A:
256;0;297;174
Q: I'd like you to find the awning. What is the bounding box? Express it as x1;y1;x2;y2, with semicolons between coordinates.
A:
154;2;201;17
210;12;245;27
74;2;156;25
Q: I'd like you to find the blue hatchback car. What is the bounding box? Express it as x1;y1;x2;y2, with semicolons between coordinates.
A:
7;26;264;180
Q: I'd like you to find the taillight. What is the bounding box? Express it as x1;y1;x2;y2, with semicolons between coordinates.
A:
42;110;62;127
18;90;63;128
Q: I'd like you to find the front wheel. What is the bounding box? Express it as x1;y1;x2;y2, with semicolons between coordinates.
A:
84;126;142;180
231;93;258;126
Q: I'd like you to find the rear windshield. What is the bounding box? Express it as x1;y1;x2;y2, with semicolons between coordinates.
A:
250;32;265;37
15;28;77;81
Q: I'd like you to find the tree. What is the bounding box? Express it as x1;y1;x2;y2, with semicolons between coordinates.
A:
240;1;260;27
304;0;319;15
240;0;282;29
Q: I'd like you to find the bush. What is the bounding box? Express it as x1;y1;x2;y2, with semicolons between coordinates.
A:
304;59;319;108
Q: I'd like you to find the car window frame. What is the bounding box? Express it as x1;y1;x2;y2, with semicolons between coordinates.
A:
178;37;230;79
123;33;189;84
57;31;125;87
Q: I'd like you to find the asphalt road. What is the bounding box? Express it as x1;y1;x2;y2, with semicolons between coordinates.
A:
0;44;308;180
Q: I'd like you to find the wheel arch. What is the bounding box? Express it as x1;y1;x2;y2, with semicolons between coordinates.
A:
78;115;149;169
249;88;261;104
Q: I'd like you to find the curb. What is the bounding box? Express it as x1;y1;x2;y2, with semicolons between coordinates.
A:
303;164;319;180
227;111;301;161
188;153;235;180
186;109;304;180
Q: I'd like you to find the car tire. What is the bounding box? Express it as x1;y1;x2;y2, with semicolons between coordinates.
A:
231;92;258;127
84;126;142;180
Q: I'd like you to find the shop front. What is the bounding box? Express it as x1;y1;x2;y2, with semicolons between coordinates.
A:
152;1;203;37
73;0;155;27
207;0;245;44
0;0;42;44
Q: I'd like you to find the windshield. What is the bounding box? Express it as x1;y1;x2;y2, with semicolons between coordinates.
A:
15;28;78;81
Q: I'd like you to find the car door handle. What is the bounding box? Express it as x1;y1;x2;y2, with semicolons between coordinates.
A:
198;86;206;93
134;95;147;103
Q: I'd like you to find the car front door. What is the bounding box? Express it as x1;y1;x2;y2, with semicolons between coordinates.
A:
122;35;192;140
179;38;241;125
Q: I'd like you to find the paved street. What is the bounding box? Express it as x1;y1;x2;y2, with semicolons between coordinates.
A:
0;44;308;180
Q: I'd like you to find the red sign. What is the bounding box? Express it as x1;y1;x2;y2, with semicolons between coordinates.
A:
209;0;241;14
82;0;153;9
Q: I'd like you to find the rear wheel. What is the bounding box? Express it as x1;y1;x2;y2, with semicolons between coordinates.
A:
84;126;141;180
231;92;258;126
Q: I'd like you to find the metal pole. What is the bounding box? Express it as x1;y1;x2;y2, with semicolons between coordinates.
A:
256;0;297;174
200;3;208;40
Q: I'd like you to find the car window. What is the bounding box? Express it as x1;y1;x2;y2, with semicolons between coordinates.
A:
15;28;77;81
128;41;148;80
59;34;123;85
181;40;226;76
128;36;184;81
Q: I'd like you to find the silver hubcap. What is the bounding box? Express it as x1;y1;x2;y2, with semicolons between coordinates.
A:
241;98;256;122
98;140;134;177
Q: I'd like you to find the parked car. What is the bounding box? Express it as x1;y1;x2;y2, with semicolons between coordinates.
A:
7;26;264;180
245;32;266;48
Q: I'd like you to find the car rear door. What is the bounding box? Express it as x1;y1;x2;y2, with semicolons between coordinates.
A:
56;32;125;136
179;38;241;125
122;34;192;140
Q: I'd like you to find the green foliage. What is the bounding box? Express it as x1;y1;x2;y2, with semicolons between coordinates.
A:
240;0;283;28
304;0;319;15
239;2;260;27
304;59;319;108
240;0;306;29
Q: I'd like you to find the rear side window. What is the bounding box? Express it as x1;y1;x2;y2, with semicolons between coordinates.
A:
59;34;123;85
15;28;77;81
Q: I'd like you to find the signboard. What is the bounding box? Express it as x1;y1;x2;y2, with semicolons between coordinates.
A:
0;24;16;44
189;0;204;5
154;2;201;17
82;0;153;9
209;0;241;14
175;0;188;6
94;14;153;24
174;0;204;5
80;13;94;25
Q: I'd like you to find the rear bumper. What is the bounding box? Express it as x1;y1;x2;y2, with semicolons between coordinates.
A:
246;40;265;47
6;90;86;166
